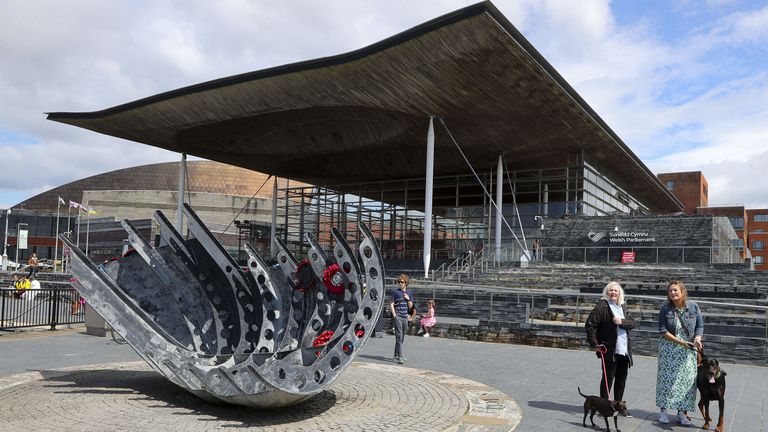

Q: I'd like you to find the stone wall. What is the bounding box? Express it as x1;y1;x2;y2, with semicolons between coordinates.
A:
540;214;740;264
390;285;768;366
416;319;767;366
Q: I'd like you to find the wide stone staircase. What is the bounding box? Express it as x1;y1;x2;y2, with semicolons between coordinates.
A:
392;261;768;365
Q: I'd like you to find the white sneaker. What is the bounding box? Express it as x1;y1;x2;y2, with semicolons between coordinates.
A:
423;333;430;338
678;412;691;426
658;409;669;424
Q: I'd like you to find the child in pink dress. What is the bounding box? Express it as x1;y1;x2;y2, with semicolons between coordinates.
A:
419;299;437;337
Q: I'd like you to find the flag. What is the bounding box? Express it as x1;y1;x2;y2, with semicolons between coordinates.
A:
88;208;98;215
69;200;80;209
58;196;66;206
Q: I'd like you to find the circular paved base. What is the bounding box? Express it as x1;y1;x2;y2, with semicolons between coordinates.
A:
0;361;520;431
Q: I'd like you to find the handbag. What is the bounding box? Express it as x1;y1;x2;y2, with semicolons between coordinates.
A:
673;308;696;348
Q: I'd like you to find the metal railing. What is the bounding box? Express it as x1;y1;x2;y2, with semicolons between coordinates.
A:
540;245;744;264
0;288;85;330
381;248;457;260
403;280;768;338
431;248;486;281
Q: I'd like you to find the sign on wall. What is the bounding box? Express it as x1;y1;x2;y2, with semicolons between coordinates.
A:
18;229;28;249
621;251;636;263
587;231;656;244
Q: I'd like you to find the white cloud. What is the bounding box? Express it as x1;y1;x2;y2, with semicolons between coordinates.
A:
0;0;766;210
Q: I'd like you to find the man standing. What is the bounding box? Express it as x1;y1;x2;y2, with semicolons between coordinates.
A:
27;252;39;277
389;274;413;364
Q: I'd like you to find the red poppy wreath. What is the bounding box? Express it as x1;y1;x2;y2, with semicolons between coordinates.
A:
322;263;345;295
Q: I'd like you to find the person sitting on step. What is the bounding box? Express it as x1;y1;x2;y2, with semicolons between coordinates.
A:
418;299;437;338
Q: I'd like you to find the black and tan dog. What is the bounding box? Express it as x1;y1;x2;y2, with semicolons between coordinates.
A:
697;354;726;431
578;387;629;432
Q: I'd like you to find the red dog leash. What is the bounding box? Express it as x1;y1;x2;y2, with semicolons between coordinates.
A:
596;345;612;400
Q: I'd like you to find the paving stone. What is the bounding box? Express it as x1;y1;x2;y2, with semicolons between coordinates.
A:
0;361;520;432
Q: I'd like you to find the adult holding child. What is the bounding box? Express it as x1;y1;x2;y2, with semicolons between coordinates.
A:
585;281;635;404
655;280;703;425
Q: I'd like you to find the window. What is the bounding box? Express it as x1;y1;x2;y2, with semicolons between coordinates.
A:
754;214;768;222
753;241;764;250
666;180;675;191
755;256;764;264
732;239;744;247
752;229;765;233
728;217;744;229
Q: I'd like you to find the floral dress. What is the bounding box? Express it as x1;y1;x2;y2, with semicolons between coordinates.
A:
655;307;698;411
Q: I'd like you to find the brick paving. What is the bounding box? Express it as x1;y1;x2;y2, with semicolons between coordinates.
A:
0;358;519;432
2;329;768;431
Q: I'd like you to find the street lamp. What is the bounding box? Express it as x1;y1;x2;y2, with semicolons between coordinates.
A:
2;208;10;271
534;215;544;230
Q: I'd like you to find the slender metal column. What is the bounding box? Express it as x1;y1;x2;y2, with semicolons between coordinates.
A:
495;156;503;264
283;179;290;243
543;183;549;216
1;208;10;271
423;117;435;278
54;199;61;271
271;177;278;256
177;153;186;232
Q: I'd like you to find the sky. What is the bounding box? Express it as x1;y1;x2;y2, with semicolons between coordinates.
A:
0;0;766;210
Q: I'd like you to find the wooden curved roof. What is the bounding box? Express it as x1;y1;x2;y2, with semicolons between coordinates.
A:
47;1;682;213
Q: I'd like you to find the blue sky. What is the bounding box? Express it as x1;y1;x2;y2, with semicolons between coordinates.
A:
0;0;766;210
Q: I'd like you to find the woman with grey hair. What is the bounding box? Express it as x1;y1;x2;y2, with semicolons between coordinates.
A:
585;281;636;404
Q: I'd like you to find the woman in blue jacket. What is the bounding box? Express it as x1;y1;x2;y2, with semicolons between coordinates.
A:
655;280;704;425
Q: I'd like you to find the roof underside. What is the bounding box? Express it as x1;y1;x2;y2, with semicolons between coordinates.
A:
47;1;682;213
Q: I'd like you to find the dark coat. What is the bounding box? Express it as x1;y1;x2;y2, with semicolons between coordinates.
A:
585;299;636;366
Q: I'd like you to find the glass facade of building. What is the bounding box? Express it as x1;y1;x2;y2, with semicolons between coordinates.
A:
277;157;652;259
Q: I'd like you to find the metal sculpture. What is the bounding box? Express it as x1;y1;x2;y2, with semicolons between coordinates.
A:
61;204;385;408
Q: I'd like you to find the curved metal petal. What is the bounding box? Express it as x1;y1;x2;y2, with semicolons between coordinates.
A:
63;206;386;408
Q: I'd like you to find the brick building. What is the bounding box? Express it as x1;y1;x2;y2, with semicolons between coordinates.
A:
747;209;768;271
657;171;708;215
657;171;768;271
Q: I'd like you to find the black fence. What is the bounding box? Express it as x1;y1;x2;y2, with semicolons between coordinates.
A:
0;288;85;330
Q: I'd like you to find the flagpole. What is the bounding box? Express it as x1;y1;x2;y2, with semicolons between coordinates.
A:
54;197;61;272
65;204;72;274
85;206;91;257
76;210;81;248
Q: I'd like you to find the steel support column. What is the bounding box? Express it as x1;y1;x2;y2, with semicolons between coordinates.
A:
177;153;186;232
423;117;435;278
495;155;503;263
270;178;278;257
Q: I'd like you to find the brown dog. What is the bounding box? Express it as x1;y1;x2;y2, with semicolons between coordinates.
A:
578;387;629;432
697;354;726;431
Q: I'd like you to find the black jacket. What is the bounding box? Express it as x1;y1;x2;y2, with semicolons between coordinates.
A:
585;299;635;366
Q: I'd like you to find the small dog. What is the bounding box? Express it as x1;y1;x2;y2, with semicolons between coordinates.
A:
697;354;726;431
578;387;629;432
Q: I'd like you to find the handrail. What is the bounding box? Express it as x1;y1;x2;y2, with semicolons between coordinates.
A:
0;288;85;330
539;245;744;265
